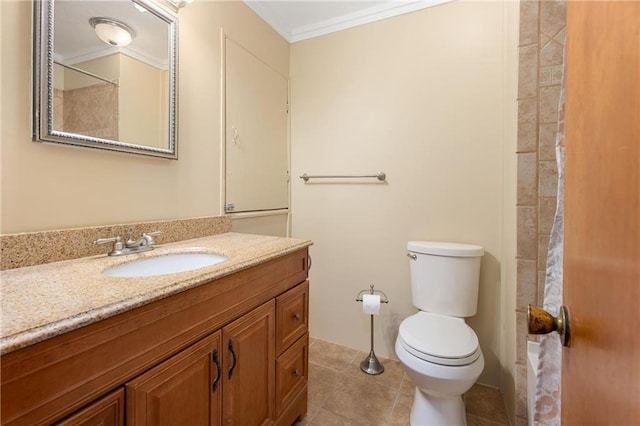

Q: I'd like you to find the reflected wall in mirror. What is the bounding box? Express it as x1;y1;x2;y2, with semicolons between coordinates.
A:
33;0;179;159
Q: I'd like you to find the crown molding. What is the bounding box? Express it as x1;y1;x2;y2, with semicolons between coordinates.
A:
244;0;452;43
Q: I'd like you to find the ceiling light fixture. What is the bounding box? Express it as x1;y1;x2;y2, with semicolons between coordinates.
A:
89;17;136;47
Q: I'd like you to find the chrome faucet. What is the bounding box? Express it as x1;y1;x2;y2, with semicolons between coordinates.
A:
95;231;162;256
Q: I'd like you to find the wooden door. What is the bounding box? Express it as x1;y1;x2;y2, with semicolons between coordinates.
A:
563;1;640;424
222;300;276;426
126;331;222;425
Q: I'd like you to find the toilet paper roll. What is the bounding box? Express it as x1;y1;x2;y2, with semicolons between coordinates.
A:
362;294;381;315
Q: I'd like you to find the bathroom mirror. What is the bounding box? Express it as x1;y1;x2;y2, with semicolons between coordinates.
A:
33;0;178;159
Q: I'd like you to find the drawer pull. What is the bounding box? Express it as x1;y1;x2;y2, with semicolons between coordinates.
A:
212;348;221;392
293;369;301;377
228;338;237;380
292;313;301;321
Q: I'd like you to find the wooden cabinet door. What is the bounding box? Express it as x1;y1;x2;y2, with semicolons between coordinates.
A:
126;331;222;426
222;300;276;426
55;388;124;426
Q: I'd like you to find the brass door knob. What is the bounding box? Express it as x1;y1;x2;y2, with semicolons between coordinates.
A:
527;304;571;347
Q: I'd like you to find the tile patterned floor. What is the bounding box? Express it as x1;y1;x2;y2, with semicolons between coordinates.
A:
301;338;509;426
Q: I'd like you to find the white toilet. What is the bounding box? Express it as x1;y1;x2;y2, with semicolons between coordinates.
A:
395;241;485;426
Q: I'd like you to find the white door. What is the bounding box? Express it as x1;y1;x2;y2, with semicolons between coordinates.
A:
225;38;289;214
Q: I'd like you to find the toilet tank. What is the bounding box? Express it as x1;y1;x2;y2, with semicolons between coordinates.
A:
407;241;484;317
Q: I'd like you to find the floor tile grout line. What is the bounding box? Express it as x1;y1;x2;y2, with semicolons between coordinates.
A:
386;384;404;426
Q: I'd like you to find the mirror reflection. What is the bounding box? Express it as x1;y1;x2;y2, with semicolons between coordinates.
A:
34;0;178;159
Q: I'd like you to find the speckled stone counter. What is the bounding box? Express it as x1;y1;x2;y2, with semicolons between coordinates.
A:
0;232;312;355
0;216;231;271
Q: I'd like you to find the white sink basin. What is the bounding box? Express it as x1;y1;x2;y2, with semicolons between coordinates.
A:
102;253;227;278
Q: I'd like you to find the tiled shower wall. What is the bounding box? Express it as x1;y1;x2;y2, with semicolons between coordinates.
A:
516;1;566;424
54;83;119;140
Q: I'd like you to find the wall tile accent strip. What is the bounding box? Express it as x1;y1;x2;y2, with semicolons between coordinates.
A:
0;216;231;271
515;1;565;424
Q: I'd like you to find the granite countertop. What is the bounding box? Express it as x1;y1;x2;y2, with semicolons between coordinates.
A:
0;232;312;356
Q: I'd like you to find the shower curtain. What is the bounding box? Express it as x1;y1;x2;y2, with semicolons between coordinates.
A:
533;53;566;425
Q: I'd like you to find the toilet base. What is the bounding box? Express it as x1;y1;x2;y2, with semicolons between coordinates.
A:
410;387;466;426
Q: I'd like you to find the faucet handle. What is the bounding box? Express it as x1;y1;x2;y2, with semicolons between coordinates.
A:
142;231;162;245
94;236;124;251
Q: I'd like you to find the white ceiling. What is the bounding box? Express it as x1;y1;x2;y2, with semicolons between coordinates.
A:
54;1;171;69
243;0;452;43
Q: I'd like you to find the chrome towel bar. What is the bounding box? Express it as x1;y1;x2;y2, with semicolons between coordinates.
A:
299;172;386;182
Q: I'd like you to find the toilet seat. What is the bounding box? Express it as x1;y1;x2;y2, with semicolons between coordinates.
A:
398;312;480;366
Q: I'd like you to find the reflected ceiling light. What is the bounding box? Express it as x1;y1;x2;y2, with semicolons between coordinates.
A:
171;0;195;8
89;17;136;47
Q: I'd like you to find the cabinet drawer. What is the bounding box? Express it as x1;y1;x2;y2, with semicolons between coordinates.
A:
276;281;309;355
275;333;308;416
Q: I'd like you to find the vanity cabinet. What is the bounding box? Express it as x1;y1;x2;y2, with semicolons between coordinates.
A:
1;249;309;426
126;331;222;425
55;388;125;426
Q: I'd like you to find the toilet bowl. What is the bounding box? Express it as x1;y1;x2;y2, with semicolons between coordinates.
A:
396;241;484;426
396;312;484;425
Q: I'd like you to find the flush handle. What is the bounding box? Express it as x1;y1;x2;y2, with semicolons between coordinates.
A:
407;253;417;260
527;304;571;347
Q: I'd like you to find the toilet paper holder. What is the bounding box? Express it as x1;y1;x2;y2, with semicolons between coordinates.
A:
355;284;389;304
355;284;389;375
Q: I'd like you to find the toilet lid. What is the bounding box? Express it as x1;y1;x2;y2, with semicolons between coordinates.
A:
399;312;480;366
407;241;484;257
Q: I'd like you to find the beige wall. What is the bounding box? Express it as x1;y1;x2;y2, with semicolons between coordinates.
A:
119;54;165;148
290;0;518;387
0;0;289;234
230;212;288;237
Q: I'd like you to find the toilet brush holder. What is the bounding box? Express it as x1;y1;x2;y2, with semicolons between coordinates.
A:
355;285;389;375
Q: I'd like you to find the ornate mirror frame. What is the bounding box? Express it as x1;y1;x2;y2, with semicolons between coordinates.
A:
33;0;179;159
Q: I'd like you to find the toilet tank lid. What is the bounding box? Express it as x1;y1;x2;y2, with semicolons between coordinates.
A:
407;241;484;257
